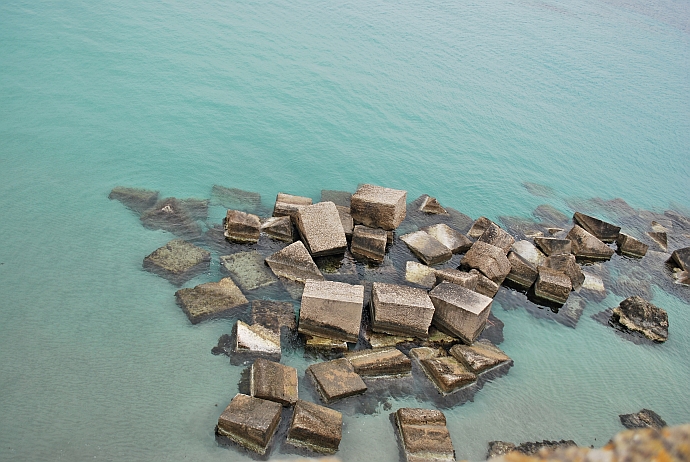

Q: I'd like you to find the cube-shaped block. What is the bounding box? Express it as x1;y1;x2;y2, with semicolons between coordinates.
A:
477;222;515;253
224;209;261;243
351;225;388;262
533;237;572;256
534;266;572;304
371;282;436;338
449;340;512;373
422;223;472;254
567;225;615;261
216;393;282;455
573;212;621;243
429;282;493;344
296;201;348;257
616;233;648;258
344;347;412;377
273;193;312;220
298;280;365;343
461;241;511;284
265;241;324;283
350;184;407;231
401;231;452;266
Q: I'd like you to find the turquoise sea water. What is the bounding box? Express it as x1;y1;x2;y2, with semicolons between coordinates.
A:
1;0;689;460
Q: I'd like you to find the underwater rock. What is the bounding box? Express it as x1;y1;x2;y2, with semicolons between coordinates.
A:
619;409;667;430
573;212;621;243
477;222;515;253
543;254;585;290
350;184;407;231
461;241;511;284
307;358;368;403
511;439;578;456
296;201;347;257
611;296;668;342
505;251;538;289
413;348;477;394
261;216;294;242
534;267;571;305
273;193;313;221
140;197;202;239
511;240;547;267
671;247;690;272
175;278;249;324
429;281;493;344
567;225;615;261
216;393;282;455
250;358;298;406
336;205;354;238
298;280;364;343
401;231;452;266
250;300;296;334
265;241;324;283
371;282;436;338
344;347;412;377
417;195;448;215
393;408;456;462
467;216;494;240
471;269;501;298
142;239;211;286
224;209;261;244
522;181;555;197
435;268;478;291
533;204;569;226
449;339;511;374
220;251;277;291
233;320;281;361
616;233;648;258
480;313;505;345
351;225;388;262
287;400;343;454
320;189;352;207
647;231;668;251
405;261;437;288
109;186;159;214
533;237;571;256
422;223;472;254
211;185;262;212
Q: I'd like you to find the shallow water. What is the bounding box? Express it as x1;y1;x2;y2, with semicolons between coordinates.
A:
1;0;689;460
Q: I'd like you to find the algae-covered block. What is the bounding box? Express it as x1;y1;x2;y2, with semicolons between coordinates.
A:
350;184;407;231
220;251;277;291
211;185;261;212
109;186;159;214
140;197;202;239
175;278;248;324
143;239;211;286
216;393;282;455
351;225;388;262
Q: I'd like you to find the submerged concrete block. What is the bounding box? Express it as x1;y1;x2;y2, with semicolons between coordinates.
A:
567;225;615;261
505;251;538;288
394;408;456;462
477;222;515;253
175;278;248;324
543;254;585;290
434;269;478;291
350;184;407;230
109;186;159;214
470;269;500;298
534;266;572;304
320;189;352;207
250;300;296;334
307;358;367;403
449;339;511;373
234;320;281;361
296;201;347;257
616;233;648;258
401;231;452;266
298;280;365;343
210;185;261;212
351;225;388;262
647;231;667;251
461;241;511;284
265;241;324;283
216;393;282;455
405;261;437;288
261;216;294;242
140;197;202;239
224;209;261;243
250;358;298;406
344;347;412;377
371;282;436;338
143;239;211;286
429;282;493;344
220;251;277;291
573;212;621;243
287;400;343;454
304;335;349;354
533;237;572;256
422;223;472;254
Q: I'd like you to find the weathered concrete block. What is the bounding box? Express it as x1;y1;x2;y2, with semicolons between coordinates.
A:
505;251;538;288
543;254;585;290
647;231;667;251
143;239;211;286
351;225;387;262
211;185;261;212
405;261;437;288
287;400;343;454
616;233;648;258
298;280;364;343
429;282;493;344
461;241;511;284
250;358;298;406
175;278;248;324
449;339;511;373
573;212;621;243
140;197;202;239
422;223;472;254
401;231;452;266
251;300;296;334
671;247;690;271
534;267;572;305
434;269;478;291
350;184;407;231
470;269;500;298
265;241;324;283
320;189;352;207
344;347;412;377
371;282;436;338
416;352;477;394
216;393;282;455
580;271;606;298
234;320;281;361
533;237;572;256
467;216;494;240
418;195;448;215
336;205;354;237
220;251;277;291
109;186;159;214
307;358;367;403
394;408;456;462
477;222;515;253
611;296;668;342
261;216;294;242
296;201;348;257
273;193;312;220
511;240;547;267
224;209;261;243
567;225;615;261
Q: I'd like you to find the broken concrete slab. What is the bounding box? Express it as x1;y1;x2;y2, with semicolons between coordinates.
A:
265;241;324;283
401;231;452;266
175;278;249;324
224;209;261;244
511;240;547;267
616;233;648;258
574;212;621;243
109;186;159;214
429;281;493;344
273;193;313;220
296;201;348;257
350;184;407;231
140;197;202;239
422;223;472;254
470;269;500;298
371;282;436;338
261;216;294;242
405;261;437;288
336;205;354;238
320;190;352;207
143;239;211;286
250;358;298;406
298;280;365;343
533;237;572;256
477;222;515;253
647;231;668;251
505;251;538;289
287;400;343;454
344;347;412;377
351;225;388;262
671;247;690;271
461;241;511;284
543;253;585;290
567;225;615;261
306;358;367;403
220;251;278;291
434;269;478;291
216;393;282;455
250;300;296;334
449;339;511;373
234;320;281;361
417;195;448;215
611;296;668;342
467;216;494;240
394;408;456;462
211;185;262;212
534;267;572;305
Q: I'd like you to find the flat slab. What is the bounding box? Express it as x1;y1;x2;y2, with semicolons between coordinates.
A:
307;358;367;403
351;225;388;262
350;184;407;230
140;197;202;239
394;408;455;462
461;241;511;284
143;239;211;286
401;231;452;266
534;266;572;305
298;280;364;343
224;209;261;243
287;400;343;454
234;320;281;361
422;223;472;254
567;225;615;261
265;241;324;283
449;339;511;373
371;282;436;338
273;193;312;220
405;261;437;288
261;216;294;242
175;278;248;324
250;358;298;406
429;282;493;344
616;233;648;258
296;201;348;257
477;222;515;253
344;347;412;377
533;237;572;256
574;212;621;243
216;393;282;455
220;251;278;291
251;300;296;334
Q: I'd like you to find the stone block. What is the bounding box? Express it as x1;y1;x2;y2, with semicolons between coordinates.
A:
351;225;387;262
418;354;477;394
350;184;407;230
109;186;159;214
405;261;437;288
533;236;572;256
461;241;511;284
371;282;436;338
534;267;572;305
298;280;364;343
400;231;452;266
647;231;667;251
467;216;494;240
296;201;348;257
220;251;277;291
567;225;615;261
477;222;515;253
143;239;211;286
449;339;511;373
505;251;538;288
211;185;261;212
140;197;202;239
611;296;668;342
421;223;472;254
336;205;354;237
216;393;282;455
417;195;448;215
543;254;585;290
435;269;477;291
261;216;294;242
234;320;281;361
429;282;493;344
470;269;500;298
265;241;324;283
511;240;547;267
274;193;313;220
573;212;621;242
671;247;690;271
344;347;412;377
616;233;648;258
394;408;455;462
175;278;248;324
250;358;298;406
320;189;352;207
287;400;343;454
306;358;367;403
250;300;296;334
224;209;261;243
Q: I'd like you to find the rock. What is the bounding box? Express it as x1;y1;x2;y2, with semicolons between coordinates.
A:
351;225;388;262
619;409;667;430
534;267;572;305
533;204;569;225
287;400;343;454
579;271;606;299
417;195;448;215
304;335;348;354
143;239;211;285
175;278;249;324
298;280;365;343
250;358;298;406
350;184;407;230
461;241;511;284
224;209;261;244
487;441;517;459
435;269;478;291
505;251;538;288
415;350;477;394
307;358;367;403
471;269;501;298
567;225;615;261
405;261;437;288
320;190;352;207
273;193;313;220
617;233;649;258
422;223;472;254
429;282;493;344
543;254;585;290
216;393;282;455
611;296;668;342
140;197;202;239
344;347;412;377
511;240;547;267
393;408;456;462
211;185;262;212
250;300;296;334
371;282;436;338
234;320;281;361
533;237;572;256
336;205;354;238
265;241;324;283
477;222;515;253
261;216;294;242
220;251;278;291
109;186;159;214
512;439;577;456
295;201;347;257
449;339;511;373
400;231;452;266
647;231;668;251
467;216;494;240
671;247;690;271
573;212;621;242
